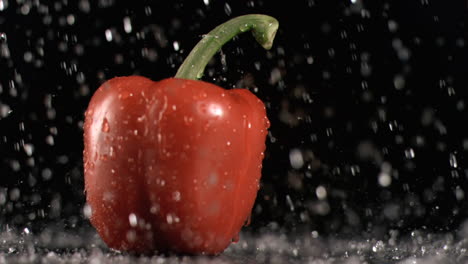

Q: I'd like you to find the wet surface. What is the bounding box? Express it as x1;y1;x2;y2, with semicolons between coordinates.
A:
1;227;468;264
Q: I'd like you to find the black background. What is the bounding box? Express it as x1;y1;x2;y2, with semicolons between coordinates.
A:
1;0;468;238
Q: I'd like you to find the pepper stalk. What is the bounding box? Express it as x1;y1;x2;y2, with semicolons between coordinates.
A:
175;14;279;80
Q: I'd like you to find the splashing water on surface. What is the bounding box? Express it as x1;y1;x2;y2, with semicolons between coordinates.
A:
0;226;468;264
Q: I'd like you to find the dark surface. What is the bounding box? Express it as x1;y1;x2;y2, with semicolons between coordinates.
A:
1;0;468;239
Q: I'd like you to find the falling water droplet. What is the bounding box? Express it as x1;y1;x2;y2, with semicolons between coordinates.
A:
0;32;6;42
316;185;328;199
0;103;12;118
449;153;458;168
0;0;7;11
404;148;415;159
173;41;180;51
224;3;232;16
23;143;34;156
128;213;137;227
378;172;392;187
286;195;295;211
289;149;304;169
123;16;132;33
105;29;113;42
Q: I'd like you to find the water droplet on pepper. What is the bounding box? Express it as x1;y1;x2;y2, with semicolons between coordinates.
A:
101;118;110;132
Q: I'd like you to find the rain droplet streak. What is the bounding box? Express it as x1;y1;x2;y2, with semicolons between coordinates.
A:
45;135;54;145
0;32;6;42
0;0;8;11
0;103;12;118
83;204;92;218
0;36;8;59
286;195;295;212
123;16;132;33
23;143;34;156
224;3;232;16
404;148;415;159
393;74;406;90
173;41;180;51
128;213;137;227
105;29;113;42
449;153;458;168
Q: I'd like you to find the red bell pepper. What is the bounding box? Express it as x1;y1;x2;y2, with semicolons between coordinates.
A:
83;14;278;255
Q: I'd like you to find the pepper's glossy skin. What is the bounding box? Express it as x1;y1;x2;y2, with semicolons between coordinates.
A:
83;76;269;254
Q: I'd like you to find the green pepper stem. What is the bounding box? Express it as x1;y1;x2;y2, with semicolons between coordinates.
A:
175;14;279;80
